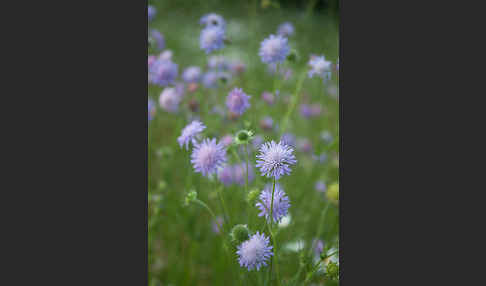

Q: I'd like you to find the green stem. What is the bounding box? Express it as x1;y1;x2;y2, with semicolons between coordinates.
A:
266;178;281;286
217;186;231;229
245;144;249;193
308;202;330;258
280;71;306;137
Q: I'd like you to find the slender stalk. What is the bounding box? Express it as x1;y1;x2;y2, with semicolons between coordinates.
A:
280;71;306;137
308;201;330;258
245;144;249;193
217;186;231;228
266;177;281;286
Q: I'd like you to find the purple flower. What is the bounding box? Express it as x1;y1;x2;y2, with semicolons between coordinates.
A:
182;66;202;83
252;135;264;150
177;120;206;150
191;138;227;177
315;180;327;192
312;153;328;164
234;163;255;186
218;164;234;186
149;29;165;51
280;133;296;148
148;98;156;122
297;138;312;153
200;26;225;54
158;50;173;61
277;22;295;37
208;55;229;70
256;183;290;223
259;34;290;64
299;104;312;118
149;59;178;86
237;232;273;271
148;5;156;22
261;92;274;105
159;87;182;113
220;134;234;147
200;13;226;30
202;71;219;88
212;216;224;234
226;87;251;116
260;116;273;131
312;239;325;257
308;55;332;80
256;141;297;180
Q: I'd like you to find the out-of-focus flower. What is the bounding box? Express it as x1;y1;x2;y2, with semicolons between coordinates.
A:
158;50;173;61
148;98;156;122
260;116;273;131
148;5;156;22
259;34;290;64
200;13;226;30
212;216;224;234
277;22;295;37
252;135;264;150
308;55;332;81
280;133;296;148
191;138;227;177
149;59;178;86
256;140;297;180
220;134;234;147
312;239;325;257
237;232;273;271
297;138;312;153
177;120;206;150
233;163;255;186
218;164;234;186
200;26;225;54
208;55;229;70
315;180;327;192
149;29;165;51
202;71;219;88
321;131;333;143
182;66;202;83
261;91;274;105
159;87;182;113
226;87;251;116
256;183;290;223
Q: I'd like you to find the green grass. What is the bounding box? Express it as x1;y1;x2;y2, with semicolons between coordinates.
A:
149;1;339;285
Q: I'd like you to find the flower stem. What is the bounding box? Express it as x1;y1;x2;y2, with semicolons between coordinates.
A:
267;177;281;286
245;144;249;193
280;71;306;137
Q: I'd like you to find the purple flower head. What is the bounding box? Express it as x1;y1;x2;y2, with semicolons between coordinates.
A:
148;98;156;122
256;141;297;180
280;133;296;148
200;13;226;30
191;138;227;177
230;60;246;75
149;59;178;86
259;34;290;65
312;153;328;164
159;87;182;113
312;239;325;257
200;26;225;54
300;104;311;118
220;134;234;147
226;87;251;116
261;91;274;105
212;216;224;234
148;5;156;22
297;138;312;153
315;180;327;193
158;50;173;61
308;55;332;80
252;135;264;150
260;116;273;131
202;71;219;88
237;232;273;271
310;104;322;117
177;120;206;150
182;66;202;83
233;163;255;186
277;22;295;37
148;55;156;69
208;55;229;70
218;164;234;186
149;29;165;51
256;183;290;223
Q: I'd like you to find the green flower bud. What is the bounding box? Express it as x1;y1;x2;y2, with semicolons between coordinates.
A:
184;190;197;206
286;49;299;63
234;130;254;145
246;188;260;203
326;261;339;280
326;183;339;205
230;224;250;246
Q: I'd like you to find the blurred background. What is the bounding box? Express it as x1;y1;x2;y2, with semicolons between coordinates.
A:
148;0;339;285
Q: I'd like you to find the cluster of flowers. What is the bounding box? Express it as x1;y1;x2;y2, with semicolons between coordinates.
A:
149;8;339;277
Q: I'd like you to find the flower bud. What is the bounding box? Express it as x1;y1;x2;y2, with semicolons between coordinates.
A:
246;188;260;203
184;190;197;206
326;183;339;205
326;261;339;280
235;130;254;145
230;224;250;246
